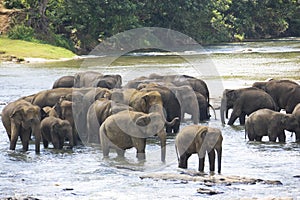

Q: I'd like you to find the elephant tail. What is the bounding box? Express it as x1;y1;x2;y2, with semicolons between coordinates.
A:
209;104;217;120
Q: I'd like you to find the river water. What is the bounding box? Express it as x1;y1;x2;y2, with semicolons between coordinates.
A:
0;38;300;199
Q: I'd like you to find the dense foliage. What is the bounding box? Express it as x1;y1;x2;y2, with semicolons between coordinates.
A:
4;0;300;54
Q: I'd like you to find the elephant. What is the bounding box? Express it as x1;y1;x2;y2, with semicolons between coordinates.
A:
169;85;199;124
175;125;223;173
252;79;300;113
245;109;300;142
99;110;178;162
74;71;103;88
52;75;75;88
146;73;211;120
40;116;74;149
140;84;181;134
1;100;45;152
220;87;278;125
86;98;132;144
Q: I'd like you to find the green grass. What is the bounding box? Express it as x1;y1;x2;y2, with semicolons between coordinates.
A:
0;37;76;60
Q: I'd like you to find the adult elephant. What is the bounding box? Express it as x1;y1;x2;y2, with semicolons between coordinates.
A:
220;87;277;125
99;110;178;162
148;73;211;121
1;100;45;152
245;109;300;142
41;116;74;149
74;71;103;88
252;79;300;113
175;125;223;174
140;85;181;134
52;75;75;88
86;99;132;144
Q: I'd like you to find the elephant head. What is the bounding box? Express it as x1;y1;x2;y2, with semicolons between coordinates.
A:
281;114;300;142
220;89;235;124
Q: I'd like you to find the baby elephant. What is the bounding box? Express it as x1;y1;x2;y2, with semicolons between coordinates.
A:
175;125;223;174
245;108;300;142
41;117;74;149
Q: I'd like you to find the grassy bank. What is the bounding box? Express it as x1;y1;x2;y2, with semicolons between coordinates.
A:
0;37;76;62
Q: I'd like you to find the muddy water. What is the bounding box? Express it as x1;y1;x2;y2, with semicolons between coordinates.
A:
0;39;300;199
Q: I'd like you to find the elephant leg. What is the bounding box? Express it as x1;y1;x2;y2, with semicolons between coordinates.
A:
179;153;191;169
255;135;263;141
173;122;180;134
217;147;222;174
239;113;246;125
227;110;240;125
208;150;216;172
116;149;126;158
166;126;172;134
199;156;205;172
133;138;146;160
278;132;286;143
9;125;19;150
21;129;31;152
43;138;49;148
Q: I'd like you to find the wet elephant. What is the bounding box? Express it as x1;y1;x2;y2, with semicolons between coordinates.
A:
252;79;300;113
41;116;74;149
220;87;278;125
1;100;45;152
175;125;223;173
140;85;181;134
99;110;178;162
74;71;103;88
245;109;300;142
86;98;132;144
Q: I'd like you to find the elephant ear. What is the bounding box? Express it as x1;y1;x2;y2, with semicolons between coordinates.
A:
136;115;151;126
10;108;24;120
226;89;237;100
141;94;150;113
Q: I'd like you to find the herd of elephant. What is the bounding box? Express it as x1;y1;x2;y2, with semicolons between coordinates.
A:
1;70;300;174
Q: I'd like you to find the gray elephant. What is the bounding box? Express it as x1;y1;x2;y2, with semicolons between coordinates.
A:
86;98;132;144
252;79;300;113
245;109;300;142
52;75;75;89
175;125;223;173
1;100;45;152
74;71;103;88
292;103;300;142
220;87;277;125
41;116;74;149
100;110;178;162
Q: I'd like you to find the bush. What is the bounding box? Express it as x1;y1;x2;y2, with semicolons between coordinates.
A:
8;24;35;41
3;0;25;9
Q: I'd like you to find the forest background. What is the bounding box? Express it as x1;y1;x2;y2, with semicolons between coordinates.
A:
2;0;300;55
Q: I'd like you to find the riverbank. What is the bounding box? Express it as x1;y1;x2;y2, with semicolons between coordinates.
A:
0;37;77;63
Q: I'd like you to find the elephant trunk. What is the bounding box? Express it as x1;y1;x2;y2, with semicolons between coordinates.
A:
220;98;226;124
33;123;41;153
157;130;166;162
165;117;179;126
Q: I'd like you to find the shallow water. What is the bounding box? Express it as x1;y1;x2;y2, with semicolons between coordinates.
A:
0;39;300;199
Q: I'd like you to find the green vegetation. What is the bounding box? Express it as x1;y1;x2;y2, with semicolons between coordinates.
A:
0;37;76;61
3;0;300;55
